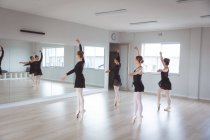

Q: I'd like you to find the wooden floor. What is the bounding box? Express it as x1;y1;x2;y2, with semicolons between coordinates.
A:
0;79;101;104
0;91;210;140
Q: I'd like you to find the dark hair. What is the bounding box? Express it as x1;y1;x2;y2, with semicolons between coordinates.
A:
35;55;39;58
136;56;144;63
164;58;170;65
30;56;34;60
77;51;84;59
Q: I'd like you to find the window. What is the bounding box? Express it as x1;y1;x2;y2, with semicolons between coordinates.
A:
141;43;180;74
84;46;104;69
42;47;64;67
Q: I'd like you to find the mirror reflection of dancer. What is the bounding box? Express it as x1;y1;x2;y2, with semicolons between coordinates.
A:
106;49;121;107
129;47;144;124
157;52;172;112
0;46;4;77
33;51;43;88
19;56;35;86
61;39;85;119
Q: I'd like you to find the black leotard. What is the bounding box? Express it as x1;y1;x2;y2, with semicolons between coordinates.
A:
24;61;35;74
133;67;144;92
158;70;172;90
110;52;121;86
0;47;4;75
34;52;43;76
66;44;85;88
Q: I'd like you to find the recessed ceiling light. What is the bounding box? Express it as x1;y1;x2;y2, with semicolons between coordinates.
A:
130;21;158;25
95;9;127;16
200;15;210;18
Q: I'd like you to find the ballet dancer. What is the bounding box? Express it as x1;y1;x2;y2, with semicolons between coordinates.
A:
19;56;35;86
0;46;4;77
157;52;172;112
128;47;144;124
106;49;122;107
33;51;43;88
61;39;85;119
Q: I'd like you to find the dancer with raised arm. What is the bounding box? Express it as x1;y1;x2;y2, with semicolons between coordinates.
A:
129;47;144;124
34;51;43;88
20;56;35;86
157;52;172;112
106;49;121;107
61;39;85;119
0;46;4;77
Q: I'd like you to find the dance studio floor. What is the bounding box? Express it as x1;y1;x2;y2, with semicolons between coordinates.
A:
0;79;102;104
0;91;210;140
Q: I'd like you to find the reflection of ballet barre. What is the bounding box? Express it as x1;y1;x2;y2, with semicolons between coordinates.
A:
1;72;29;79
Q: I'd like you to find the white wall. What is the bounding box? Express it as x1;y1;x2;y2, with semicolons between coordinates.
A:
199;27;210;100
0;39;33;72
119;27;210;100
0;7;109;88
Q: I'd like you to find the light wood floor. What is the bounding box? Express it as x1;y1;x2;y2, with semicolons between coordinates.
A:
0;91;210;140
0;79;102;104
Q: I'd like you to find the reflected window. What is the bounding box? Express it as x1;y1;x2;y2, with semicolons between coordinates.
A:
141;43;180;74
84;46;104;69
42;47;64;67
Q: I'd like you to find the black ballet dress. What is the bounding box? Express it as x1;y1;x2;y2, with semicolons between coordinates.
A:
158;70;172;90
0;48;4;75
34;52;43;76
110;53;122;86
24;61;35;74
66;44;85;88
133;67;144;92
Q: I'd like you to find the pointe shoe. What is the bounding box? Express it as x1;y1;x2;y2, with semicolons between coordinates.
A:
157;104;161;112
76;110;80;119
132;115;137;124
114;101;117;107
164;107;171;112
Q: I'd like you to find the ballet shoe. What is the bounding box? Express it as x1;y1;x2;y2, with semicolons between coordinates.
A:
76;110;80;119
157;104;161;112
164;107;171;112
114;101;117;107
132;115;137;124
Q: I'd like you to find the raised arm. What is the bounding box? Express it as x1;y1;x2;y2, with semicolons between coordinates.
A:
0;46;4;60
39;51;43;62
76;39;85;62
134;46;140;56
160;52;166;67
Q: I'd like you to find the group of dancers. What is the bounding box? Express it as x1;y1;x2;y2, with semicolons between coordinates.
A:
19;51;43;88
0;39;172;124
106;46;172;124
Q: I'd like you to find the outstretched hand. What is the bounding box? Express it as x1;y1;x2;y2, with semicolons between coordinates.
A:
61;75;67;81
134;46;138;50
76;38;80;44
105;70;110;73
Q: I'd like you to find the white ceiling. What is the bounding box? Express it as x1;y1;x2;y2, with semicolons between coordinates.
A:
0;0;210;32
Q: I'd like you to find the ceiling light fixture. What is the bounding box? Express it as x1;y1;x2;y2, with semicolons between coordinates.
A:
176;0;206;3
130;21;158;25
95;9;127;16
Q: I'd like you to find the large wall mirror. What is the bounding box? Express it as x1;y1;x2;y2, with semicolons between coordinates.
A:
0;38;105;105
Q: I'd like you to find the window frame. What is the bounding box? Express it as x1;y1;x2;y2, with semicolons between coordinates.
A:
42;47;64;68
84;46;105;70
141;42;181;75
